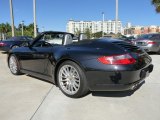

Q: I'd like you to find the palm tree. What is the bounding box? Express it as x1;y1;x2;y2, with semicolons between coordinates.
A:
0;23;11;39
152;0;160;13
4;23;11;33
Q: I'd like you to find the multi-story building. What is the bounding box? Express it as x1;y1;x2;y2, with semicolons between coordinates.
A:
126;22;132;28
124;25;160;36
157;26;160;32
148;25;157;33
124;26;141;35
141;27;149;34
66;19;123;34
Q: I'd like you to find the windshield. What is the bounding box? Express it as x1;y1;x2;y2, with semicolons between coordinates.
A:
32;33;65;47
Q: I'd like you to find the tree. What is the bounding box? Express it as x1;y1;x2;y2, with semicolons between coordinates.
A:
114;32;122;38
0;22;36;39
17;23;34;37
0;24;6;33
0;23;11;39
93;31;103;38
84;28;92;39
152;0;160;13
75;28;81;36
25;23;34;37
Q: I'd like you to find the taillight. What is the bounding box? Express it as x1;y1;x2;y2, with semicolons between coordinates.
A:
147;41;156;45
0;42;7;46
98;54;136;65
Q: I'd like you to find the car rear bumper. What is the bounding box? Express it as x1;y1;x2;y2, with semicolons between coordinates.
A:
86;64;153;91
90;79;145;91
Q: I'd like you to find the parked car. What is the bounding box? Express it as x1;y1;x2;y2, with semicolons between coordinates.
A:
133;33;160;54
0;36;32;52
8;31;153;98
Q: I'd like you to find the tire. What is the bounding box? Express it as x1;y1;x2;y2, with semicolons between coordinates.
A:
57;61;89;98
9;54;22;75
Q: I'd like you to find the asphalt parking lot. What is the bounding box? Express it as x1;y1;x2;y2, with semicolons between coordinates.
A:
0;52;160;120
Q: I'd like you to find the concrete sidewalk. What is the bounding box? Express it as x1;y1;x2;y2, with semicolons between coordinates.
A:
0;52;160;120
0;53;52;120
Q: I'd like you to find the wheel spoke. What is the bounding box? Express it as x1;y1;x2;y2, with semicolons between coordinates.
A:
66;84;70;90
70;67;75;74
73;77;80;82
62;67;68;76
70;85;73;93
61;79;67;82
72;84;78;91
73;81;79;87
60;74;67;79
69;84;72;92
62;82;67;86
73;72;79;79
65;66;70;73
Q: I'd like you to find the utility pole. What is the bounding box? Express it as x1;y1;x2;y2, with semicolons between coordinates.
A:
21;21;24;36
102;12;105;37
115;0;118;34
9;0;15;37
33;0;37;37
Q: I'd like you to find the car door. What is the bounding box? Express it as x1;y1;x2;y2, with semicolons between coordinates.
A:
19;43;53;76
19;33;64;77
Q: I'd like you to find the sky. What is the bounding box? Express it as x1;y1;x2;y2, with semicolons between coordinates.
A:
0;0;160;32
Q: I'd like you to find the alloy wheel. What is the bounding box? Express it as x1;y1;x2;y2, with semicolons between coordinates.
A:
9;56;18;74
58;65;80;95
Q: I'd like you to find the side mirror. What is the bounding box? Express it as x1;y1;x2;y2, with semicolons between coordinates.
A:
78;33;87;41
63;34;73;45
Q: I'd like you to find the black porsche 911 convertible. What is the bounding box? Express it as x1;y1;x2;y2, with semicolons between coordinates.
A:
7;31;153;98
